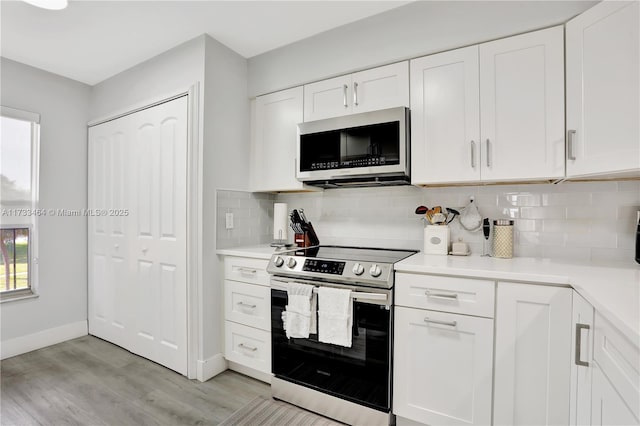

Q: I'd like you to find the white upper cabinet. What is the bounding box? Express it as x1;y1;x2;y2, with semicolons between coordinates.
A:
479;26;565;182
411;26;565;185
411;46;481;184
351;62;409;114
303;62;409;122
251;86;305;192
566;1;640;178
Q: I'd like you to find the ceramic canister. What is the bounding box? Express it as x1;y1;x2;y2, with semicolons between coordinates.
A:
493;219;514;258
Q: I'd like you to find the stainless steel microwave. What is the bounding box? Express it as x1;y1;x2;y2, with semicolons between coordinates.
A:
296;107;410;188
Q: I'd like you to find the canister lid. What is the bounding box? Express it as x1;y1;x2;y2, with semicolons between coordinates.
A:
493;219;514;226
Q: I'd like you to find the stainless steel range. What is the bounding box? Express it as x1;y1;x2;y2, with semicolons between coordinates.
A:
267;245;417;425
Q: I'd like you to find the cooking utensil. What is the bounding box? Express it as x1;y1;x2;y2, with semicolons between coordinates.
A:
415;206;428;215
444;208;460;225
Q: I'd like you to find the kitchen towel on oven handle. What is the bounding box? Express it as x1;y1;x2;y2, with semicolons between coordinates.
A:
317;286;353;347
282;282;315;339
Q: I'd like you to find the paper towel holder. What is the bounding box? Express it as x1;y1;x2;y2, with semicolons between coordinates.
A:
271;202;294;248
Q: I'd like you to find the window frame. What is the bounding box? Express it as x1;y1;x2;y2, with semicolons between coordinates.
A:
0;106;40;302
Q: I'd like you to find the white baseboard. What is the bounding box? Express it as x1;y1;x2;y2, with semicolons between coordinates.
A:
197;353;227;382
1;320;88;360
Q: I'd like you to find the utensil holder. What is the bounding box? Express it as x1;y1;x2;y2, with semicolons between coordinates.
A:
423;225;450;255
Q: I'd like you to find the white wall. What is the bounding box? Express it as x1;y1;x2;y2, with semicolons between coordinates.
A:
202;35;250;358
0;58;91;342
248;0;596;97
88;34;251;373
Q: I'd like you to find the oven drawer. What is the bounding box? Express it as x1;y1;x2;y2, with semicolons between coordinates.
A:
225;257;270;286
593;312;640;419
225;321;271;374
225;280;270;331
395;273;495;318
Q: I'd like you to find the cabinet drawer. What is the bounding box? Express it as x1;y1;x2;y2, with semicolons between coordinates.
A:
593;312;640;419
224;257;270;286
395;273;495;318
225;321;271;374
225;280;270;331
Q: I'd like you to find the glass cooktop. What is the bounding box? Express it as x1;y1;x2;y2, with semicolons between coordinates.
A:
288;245;417;264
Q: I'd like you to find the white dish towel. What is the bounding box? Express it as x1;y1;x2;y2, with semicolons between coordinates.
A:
318;286;353;347
282;282;314;339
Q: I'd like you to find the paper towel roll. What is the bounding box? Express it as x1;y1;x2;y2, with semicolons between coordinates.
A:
273;203;289;241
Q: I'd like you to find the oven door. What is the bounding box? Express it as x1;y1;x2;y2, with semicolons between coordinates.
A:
271;278;392;412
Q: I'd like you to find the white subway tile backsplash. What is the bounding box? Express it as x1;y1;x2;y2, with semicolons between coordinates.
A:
216;181;639;263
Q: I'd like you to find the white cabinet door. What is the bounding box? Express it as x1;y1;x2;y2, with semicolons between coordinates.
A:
303;75;352;121
566;1;640;178
251;87;305;192
570;292;594;426
352;62;409;114
88;118;131;351
494;282;572;425
591;363;639;426
88;96;189;376
479;26;565;181
393;307;494;426
128;97;188;375
410;46;481;184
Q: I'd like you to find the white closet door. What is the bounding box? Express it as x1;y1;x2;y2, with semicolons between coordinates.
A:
88;96;188;375
128;96;188;375
88;120;130;350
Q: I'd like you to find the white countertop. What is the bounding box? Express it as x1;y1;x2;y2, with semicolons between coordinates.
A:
216;244;281;260
396;254;640;347
217;244;639;347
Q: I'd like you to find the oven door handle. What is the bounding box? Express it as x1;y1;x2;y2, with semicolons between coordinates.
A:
271;281;388;302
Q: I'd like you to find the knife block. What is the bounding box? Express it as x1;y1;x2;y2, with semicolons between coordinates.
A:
294;232;313;248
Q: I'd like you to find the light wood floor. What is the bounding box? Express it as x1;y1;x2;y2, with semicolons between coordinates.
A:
0;335;270;425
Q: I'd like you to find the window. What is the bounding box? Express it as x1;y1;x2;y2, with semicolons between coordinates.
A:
0;107;40;300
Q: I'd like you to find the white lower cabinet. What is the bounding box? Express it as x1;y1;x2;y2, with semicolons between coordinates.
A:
493;282;572;425
393;307;494;425
591;363;639;426
570;292;594;426
222;256;271;380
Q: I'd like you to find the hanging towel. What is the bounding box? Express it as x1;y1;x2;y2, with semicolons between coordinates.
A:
282;282;314;339
317;287;353;347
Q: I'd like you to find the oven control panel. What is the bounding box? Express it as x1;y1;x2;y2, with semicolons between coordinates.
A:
302;259;345;275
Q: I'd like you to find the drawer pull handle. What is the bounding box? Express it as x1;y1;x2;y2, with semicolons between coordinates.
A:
238;267;257;274
237;301;257;309
424;317;457;327
238;343;258;352
575;323;590;367
425;291;458;300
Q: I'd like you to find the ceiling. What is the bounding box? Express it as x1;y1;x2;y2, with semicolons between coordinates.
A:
0;0;410;86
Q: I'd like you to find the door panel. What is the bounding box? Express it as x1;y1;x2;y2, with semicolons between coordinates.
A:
352;61;409;114
410;47;480;184
304;75;352;121
479;26;565;181
88;96;188;376
566;1;640;176
494;282;572;425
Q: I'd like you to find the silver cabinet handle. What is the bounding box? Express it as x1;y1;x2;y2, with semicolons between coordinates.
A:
343;84;348;108
237;301;257;309
470;140;476;168
486;139;492;167
575;323;590;367
238;267;257;274
424;317;457;327
238;343;258;352
425;291;458;300
353;82;359;106
567;130;577;161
